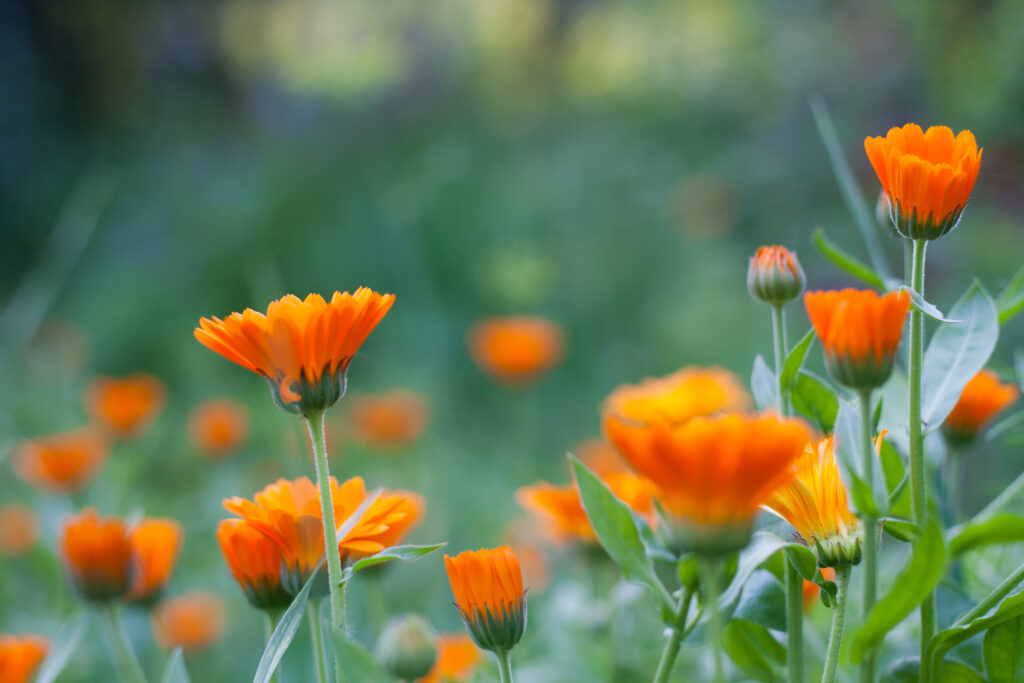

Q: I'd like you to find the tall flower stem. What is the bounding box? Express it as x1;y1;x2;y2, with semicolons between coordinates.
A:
699;558;726;683
102;604;147;683
305;410;347;633
771;304;789;411
264;611;282;683
858;389;878;683
496;649;515;683
821;565;851;683
308;601;328;683
652;588;694;683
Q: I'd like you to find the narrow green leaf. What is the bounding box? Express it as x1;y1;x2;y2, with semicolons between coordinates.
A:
328;624;393;683
940;660;987;683
929;591;1024;670
880;438;912;519
752;354;778;411
36;612;89;683
811;227;887;290
881;518;919;543
780;329;815;393
160;647;190;683
996;265;1024;325
949;514;1024;556
988;410;1024;442
984;614;1024;683
349;543;446;573
901;286;960;323
791;371;839;433
717;532;789;617
880;656;920;683
733;570;787;632
722;617;786;682
254;565;319;683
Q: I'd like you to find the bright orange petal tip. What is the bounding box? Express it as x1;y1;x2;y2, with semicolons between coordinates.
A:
194;289;395;415
420;633;481;683
467;316;564;386
943;370;1019;444
444;546;526;653
151;592;226;654
126;518;184;604
865;123;982;240
13;427;108;494
85;373;166;438
747;245;806;305
346;389;429;449
804;289;910;390
602;366;750;429
60;508;133;602
0;505;38;556
0;633;49;683
189;399;249;457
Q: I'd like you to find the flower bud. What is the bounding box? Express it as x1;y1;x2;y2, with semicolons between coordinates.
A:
747;246;806;306
374;614;439;681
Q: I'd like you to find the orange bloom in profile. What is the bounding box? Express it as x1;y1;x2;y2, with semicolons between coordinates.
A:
602;366;749;429
188;399;249;457
747;245;806;306
61;508;133;602
0;634;49;683
195;289;395;414
865;124;982;240
804;289;910;390
346;390;429;449
444;547;526;653
467;316;565;385
13;427;107;494
85;373;166;438
943;370;1019;444
420;634;481;683
152;592;227;653
0;505;38;556
126;518;184;603
802;567;836;611
216;519;292;611
224;476;422;592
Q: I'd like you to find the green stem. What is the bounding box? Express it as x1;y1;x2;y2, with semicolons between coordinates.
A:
699;558;725;683
821;566;851;683
858;389;877;683
785;560;804;683
496;649;514;683
771;304;789;414
265;611;282;683
308;601;328;683
305;411;347;633
102;604;147;683
652;589;693;683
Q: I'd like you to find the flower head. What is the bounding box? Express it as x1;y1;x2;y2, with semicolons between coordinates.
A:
943;370;1019;444
0;634;48;683
346;390;429;449
865;124;982;240
195;289;395;415
126;518;184;603
764;436;862;567
747;245;806;306
602;366;749;429
151;592;226;653
467;316;564;385
421;634;481;683
60;508;133;601
216;519;292;611
0;505;37;556
444;547;526;654
13;427;107;494
188;399;249;457
85;373;166;438
804;289;910;390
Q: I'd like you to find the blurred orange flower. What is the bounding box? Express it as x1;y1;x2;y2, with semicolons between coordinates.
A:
152;592;227;653
574;438;627;477
943;370;1019;444
467;316;564;385
444;547;526;653
802;567;836;611
420;634;481;683
126;518;184;603
346;390;429;449
0;633;48;683
188;399;249;457
865;124;982;240
503;519;551;594
85;373;166;438
13;427;107;494
61;508;133;602
195;289;395;414
217;519;292;611
602;366;749;429
0;504;38;556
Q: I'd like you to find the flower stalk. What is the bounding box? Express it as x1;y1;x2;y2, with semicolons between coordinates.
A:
858;389;878;683
821;565;850;683
652;588;694;683
699;558;726;683
496;649;515;683
305;411;347;633
309;602;328;683
102;604;147;683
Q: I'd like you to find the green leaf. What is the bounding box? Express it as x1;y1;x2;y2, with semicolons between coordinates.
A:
996;265;1024;325
752;354;778;411
734;570;787;632
254;565;319;683
811;226;887;290
834;397;885;517
929;590;1024;672
717;531;790;617
949;514;1024;556
880;438;912;519
571;456;673;613
343;543;447;580
941;660;988;683
984;614;1024;683
902;286;960;323
784;545;818;581
921;281;999;429
36;612;89;683
160;647;190;683
882;518;919;543
791;371;839;433
880;658;986;683
328;624;393;683
849;517;946;663
722;618;786;683
780;329;815;392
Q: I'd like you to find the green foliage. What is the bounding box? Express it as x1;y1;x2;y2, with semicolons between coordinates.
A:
35;612;89;683
791;371;839;433
927;585;1024;672
160;648;191;683
949;514;1024;556
752;354;778;411
722;617;786;683
254;568;318;683
996;265;1024;324
329;625;393;683
984;614;1024;683
341;543;447;582
811;226;888;290
780;329;815;393
881;658;986;683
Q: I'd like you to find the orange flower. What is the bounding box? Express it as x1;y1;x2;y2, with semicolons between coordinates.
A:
575;438;627;477
13;427;107;494
188;399;249;457
747;245;806;305
216;519;292;611
152;592;226;653
802;567;836;611
602;366;749;429
467;316;564;385
420;634;481;683
764;436;862;567
346;390;429;449
0;504;38;556
224;476;422;593
126;518;183;603
605;412;811;554
195;289;395;414
444;547;526;653
943;370;1019;444
804;289;910;390
0;634;48;683
865;124;982;240
85;373;166;438
60;508;133;602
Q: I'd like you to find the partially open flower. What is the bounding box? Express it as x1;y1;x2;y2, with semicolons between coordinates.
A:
747;245;806;306
85;374;166;438
60;509;133;602
217;519;292;612
188;399;249;457
0;505;38;556
467;316;565;386
0;634;49;683
13;427;107;494
444;547;526;654
420;634;481;683
126;518;184;604
151;592;226;654
195;289;395;415
346;390;430;449
602;366;749;429
943;370;1020;445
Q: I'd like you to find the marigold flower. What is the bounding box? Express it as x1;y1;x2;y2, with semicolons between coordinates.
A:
60;508;133;602
943;370;1019;444
804;289;910;390
85;373;166;438
444;547;526;654
195;289;395;415
13;427;107;494
346;390;430;449
802;567;836;611
747;245;806;306
0;504;38;556
602;366;750;429
0;634;48;683
151;592;226;653
605;412;812;555
188;399;249;457
126;518;184;603
216;519;292;611
865;124;982;240
764;436;862;567
420;634;481;683
467;316;564;385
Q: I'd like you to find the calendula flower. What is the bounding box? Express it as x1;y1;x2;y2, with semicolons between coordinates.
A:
943;369;1020;445
188;399;249;457
346;390;429;449
747;245;806;306
467;316;565;385
865;124;982;240
420;634;481;683
605;412;812;555
764;436;862;567
194;289;395;415
602;366;749;429
60;508;133;602
802;567;836;611
0;634;48;683
444;547;526;654
151;592;227;653
224;476;422;594
126;518;184;603
85;373;166;438
13;427;107;494
804;289;910;390
0;504;38;556
217;519;292;612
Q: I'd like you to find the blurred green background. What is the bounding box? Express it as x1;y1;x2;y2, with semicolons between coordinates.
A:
2;0;1024;680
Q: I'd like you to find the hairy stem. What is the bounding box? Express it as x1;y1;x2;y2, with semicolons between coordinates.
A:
700;558;725;683
858;389;877;683
652;588;693;683
821;566;851;683
309;602;328;683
